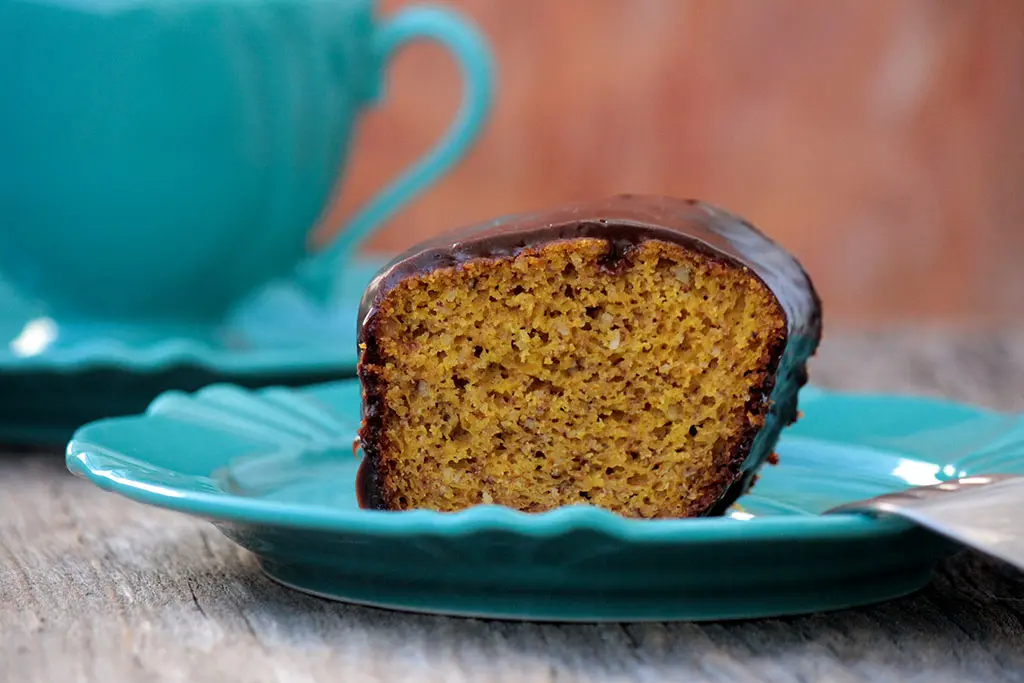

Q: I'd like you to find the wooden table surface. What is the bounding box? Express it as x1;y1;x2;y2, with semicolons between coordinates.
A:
2;329;1023;683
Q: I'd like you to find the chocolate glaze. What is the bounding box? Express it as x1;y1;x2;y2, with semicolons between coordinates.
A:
355;194;823;515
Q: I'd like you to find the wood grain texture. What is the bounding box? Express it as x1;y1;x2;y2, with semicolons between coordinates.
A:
2;330;1024;683
316;0;1024;324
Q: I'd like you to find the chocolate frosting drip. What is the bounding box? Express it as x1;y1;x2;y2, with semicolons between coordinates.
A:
355;194;822;515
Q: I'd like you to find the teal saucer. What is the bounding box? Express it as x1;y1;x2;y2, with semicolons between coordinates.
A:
67;380;1024;621
0;258;386;443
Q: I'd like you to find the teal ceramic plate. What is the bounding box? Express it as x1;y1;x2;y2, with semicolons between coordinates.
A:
67;380;1024;622
0;259;386;443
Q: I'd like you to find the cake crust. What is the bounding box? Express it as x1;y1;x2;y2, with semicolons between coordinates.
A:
356;195;822;516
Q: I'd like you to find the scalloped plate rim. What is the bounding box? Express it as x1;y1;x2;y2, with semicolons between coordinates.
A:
66;383;1024;542
65;444;911;540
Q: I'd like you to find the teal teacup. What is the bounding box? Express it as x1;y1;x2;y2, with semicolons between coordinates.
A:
0;0;493;321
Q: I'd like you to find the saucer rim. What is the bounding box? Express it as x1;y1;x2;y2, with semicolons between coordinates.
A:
0;257;392;376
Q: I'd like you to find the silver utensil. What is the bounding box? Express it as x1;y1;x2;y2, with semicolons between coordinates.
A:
827;474;1024;571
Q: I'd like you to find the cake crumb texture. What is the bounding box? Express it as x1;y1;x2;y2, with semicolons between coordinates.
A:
361;238;787;518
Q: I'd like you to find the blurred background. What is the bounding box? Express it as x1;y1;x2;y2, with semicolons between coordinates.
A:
317;0;1024;328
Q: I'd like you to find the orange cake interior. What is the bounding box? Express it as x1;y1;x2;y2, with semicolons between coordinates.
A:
358;237;786;518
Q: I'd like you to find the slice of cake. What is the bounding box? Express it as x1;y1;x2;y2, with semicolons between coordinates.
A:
355;195;822;518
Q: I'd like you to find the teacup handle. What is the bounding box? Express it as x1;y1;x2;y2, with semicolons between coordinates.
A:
299;5;495;301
